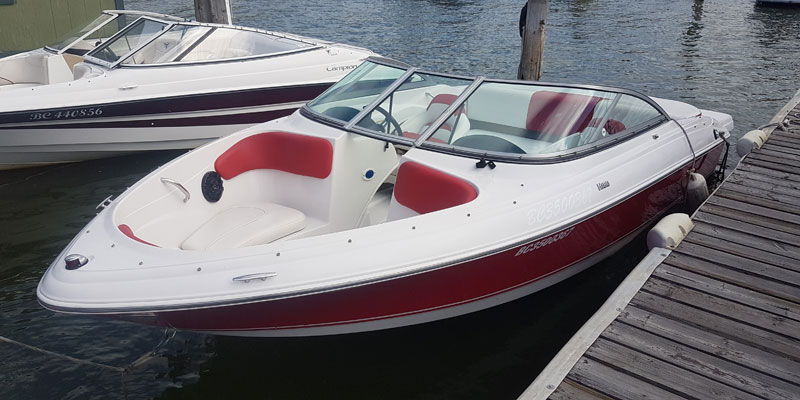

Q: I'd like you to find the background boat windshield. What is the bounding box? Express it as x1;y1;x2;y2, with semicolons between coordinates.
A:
123;26;314;65
45;13;117;54
422;82;664;159
87;18;169;65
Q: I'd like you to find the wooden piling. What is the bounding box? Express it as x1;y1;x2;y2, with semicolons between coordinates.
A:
193;0;232;25
518;0;548;81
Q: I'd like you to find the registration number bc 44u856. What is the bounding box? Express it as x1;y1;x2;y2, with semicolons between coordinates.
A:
29;107;103;121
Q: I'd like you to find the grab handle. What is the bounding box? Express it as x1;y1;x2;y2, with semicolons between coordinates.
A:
232;272;278;283
160;177;190;203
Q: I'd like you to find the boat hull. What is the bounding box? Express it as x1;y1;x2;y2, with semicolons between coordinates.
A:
74;156;706;337
0;83;330;169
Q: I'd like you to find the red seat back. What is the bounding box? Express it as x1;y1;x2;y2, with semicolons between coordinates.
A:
394;162;477;214
526;91;603;140
215;132;333;180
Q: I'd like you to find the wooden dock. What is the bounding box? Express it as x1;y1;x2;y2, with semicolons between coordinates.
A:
519;89;800;400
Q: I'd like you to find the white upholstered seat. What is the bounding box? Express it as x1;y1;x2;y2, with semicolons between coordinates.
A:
181;203;305;251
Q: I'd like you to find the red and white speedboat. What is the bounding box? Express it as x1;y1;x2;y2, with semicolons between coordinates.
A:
37;58;732;336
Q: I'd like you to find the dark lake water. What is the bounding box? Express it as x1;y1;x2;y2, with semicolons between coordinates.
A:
1;1;799;399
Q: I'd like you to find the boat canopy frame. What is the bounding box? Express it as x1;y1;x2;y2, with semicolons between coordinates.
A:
301;57;672;164
81;11;323;69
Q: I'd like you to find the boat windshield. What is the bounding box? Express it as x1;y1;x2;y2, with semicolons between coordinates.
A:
85;18;316;67
121;25;314;65
44;12;141;55
87;17;170;65
304;60;667;161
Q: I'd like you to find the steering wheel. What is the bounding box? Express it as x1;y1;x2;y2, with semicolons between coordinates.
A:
370;106;404;137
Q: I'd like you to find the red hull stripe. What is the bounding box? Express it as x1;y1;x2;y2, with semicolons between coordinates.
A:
142;143;723;332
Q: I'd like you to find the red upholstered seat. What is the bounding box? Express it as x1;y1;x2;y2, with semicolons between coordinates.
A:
215;131;333;180
526;91;603;140
589;118;626;135
394;162;477;214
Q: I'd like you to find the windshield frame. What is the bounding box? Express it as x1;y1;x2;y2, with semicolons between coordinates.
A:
83;15;174;68
83;16;323;69
44;10;187;56
301;58;670;163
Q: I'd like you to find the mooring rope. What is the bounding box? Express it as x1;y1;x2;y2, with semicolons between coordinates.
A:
0;327;177;397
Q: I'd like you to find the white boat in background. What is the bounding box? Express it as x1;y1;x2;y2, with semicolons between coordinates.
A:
0;10;375;170
38;58;732;337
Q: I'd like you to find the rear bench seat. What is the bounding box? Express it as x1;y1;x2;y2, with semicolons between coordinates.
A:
180;131;333;251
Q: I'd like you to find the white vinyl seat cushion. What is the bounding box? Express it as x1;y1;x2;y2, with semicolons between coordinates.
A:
181;203;305;251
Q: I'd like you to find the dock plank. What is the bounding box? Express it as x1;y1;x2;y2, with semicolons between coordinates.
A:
693;211;800;247
620;306;800;385
565;357;685;400
683;232;800;277
726;171;800;196
642;277;800;339
738;163;800;183
716;188;800;216
691;221;800;264
603;321;800;400
548;379;613;400
699;202;800;236
722;181;800;206
630;291;800;362
664;250;800;303
586;338;763;400
652;263;800;321
748;152;800;169
744;157;800;176
705;195;800;227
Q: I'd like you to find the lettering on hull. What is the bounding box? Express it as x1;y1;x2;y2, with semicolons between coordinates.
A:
514;227;575;257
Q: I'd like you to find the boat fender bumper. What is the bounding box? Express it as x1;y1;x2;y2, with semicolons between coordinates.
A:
647;213;694;250
736;129;768;157
686;172;709;211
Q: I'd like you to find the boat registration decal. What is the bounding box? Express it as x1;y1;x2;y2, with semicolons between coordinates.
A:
514;227;575;257
29;107;104;121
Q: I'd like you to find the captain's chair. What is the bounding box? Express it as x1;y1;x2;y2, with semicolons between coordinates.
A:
402;94;469;143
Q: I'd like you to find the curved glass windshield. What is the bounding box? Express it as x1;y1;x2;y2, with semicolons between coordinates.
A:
424;83;664;156
46;13;116;53
306;62;409;123
88;18;169;64
304;60;666;161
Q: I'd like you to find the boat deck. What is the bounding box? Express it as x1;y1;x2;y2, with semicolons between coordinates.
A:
519;89;800;400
